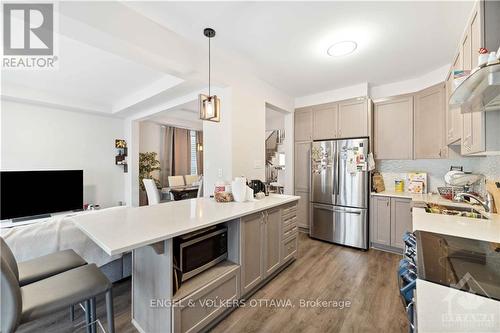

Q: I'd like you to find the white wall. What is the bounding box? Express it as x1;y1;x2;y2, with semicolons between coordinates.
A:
295;83;369;107
1;100;126;208
369;64;449;99
377;156;500;193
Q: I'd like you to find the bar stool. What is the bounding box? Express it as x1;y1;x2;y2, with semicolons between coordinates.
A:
1;258;115;333
0;237;87;286
1;237;87;320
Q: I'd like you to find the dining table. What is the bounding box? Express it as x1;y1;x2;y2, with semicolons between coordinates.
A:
161;185;199;201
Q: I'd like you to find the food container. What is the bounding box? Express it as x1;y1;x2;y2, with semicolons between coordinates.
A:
395;179;404;192
214;192;233;203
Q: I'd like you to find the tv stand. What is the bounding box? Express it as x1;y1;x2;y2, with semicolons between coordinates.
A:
12;214;51;223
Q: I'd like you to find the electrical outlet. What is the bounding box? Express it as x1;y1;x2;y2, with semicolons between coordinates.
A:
254;160;262;169
218;168;223;178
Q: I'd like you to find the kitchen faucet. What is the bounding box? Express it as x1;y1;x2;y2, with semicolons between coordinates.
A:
453;192;493;213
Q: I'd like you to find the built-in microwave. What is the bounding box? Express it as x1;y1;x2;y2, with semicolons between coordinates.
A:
173;225;228;283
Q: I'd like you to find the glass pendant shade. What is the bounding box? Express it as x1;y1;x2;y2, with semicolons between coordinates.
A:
199;94;220;122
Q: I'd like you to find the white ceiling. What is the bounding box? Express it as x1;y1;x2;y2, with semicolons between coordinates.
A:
147;100;202;131
127;1;474;96
2;34;182;113
1;1;475;117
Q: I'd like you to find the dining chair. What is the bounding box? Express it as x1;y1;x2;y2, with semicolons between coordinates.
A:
168;176;185;187
184;174;199;186
197;176;204;198
143;179;161;205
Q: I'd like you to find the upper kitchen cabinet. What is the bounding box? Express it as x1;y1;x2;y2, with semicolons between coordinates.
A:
312;102;338;140
338;98;370;138
373;96;413;160
414;83;447;159
446;55;462;145
294;107;313;142
452;0;500;155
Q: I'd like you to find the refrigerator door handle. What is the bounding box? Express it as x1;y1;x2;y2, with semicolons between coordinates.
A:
312;203;335;211
332;209;361;215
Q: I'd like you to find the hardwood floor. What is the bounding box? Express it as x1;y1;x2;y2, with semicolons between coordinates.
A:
17;233;407;333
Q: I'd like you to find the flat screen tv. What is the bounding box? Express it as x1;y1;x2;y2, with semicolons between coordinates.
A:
1;170;83;221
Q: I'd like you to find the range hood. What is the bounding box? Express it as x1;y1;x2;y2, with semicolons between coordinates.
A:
449;64;500;113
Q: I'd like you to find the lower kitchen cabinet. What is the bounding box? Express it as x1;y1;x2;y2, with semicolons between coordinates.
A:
240;212;265;295
295;190;310;229
390;198;413;249
172;266;240;333
264;208;282;276
370;196;391;246
240;204;298;297
370;196;412;251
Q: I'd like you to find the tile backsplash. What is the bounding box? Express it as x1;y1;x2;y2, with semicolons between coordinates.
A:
376;155;500;193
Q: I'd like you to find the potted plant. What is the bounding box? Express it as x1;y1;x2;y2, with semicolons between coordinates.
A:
139;152;161;191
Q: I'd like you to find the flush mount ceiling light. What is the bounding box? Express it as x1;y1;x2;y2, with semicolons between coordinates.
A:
327;41;357;57
199;28;220;122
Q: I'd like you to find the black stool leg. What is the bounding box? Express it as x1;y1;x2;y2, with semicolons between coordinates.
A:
90;297;97;333
84;300;91;333
70;304;75;321
105;289;115;333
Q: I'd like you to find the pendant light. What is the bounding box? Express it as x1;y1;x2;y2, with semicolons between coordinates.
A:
199;28;220;122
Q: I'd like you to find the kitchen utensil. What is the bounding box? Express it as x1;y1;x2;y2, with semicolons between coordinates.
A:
445;172;482;186
248;179;265;195
486;180;500;213
444;170;464;185
231;177;247;202
437;186;465;200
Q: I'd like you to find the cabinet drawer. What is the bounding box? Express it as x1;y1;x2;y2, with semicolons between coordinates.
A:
282;216;297;230
173;267;240;333
282;235;298;262
282;204;298;219
283;225;298;240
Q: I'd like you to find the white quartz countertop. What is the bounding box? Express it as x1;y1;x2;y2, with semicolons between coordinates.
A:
372;191;500;242
72;195;299;256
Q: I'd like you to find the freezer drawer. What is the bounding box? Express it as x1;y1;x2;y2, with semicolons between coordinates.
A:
310;203;334;242
310;204;368;249
332;206;367;249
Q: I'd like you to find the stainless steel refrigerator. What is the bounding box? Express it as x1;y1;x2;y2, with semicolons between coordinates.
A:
310;138;369;249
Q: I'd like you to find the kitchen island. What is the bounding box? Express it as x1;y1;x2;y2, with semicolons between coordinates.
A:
72;194;300;333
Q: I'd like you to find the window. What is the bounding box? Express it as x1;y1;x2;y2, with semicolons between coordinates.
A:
190;130;197;175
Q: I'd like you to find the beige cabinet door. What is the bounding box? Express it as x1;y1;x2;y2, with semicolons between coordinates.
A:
312;102;337;140
414;84;446;159
461;27;472;71
373;96;413;160
295;190;310;229
470;1;482;68
390;198;412;249
294;142;310;191
294;107;313;142
264;208;281;276
240;212;264;295
470;112;485;154
370;196;391;246
447;52;463;145
462;112;473;154
338;98;368;138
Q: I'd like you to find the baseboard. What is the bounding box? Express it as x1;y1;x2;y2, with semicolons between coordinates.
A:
370;243;403;255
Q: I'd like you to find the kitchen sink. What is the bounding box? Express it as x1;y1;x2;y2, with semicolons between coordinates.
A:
424;203;489;220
